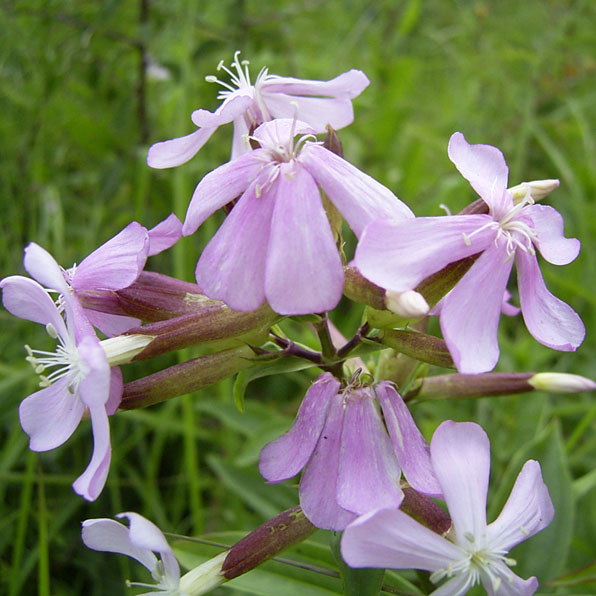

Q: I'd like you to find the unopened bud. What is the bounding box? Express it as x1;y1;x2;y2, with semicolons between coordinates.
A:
178;551;227;596
508;179;560;203
385;290;429;318
343;266;386;310
528;372;596;394
100;334;155;366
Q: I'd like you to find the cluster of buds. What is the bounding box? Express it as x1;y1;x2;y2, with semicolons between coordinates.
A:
2;52;594;596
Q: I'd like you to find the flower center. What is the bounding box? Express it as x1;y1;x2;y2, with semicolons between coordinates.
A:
25;323;88;392
461;189;538;260
205;51;275;124
430;535;517;595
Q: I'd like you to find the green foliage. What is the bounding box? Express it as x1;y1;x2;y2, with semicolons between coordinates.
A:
1;1;595;595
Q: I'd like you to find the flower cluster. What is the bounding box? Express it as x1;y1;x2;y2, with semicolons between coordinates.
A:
2;51;593;595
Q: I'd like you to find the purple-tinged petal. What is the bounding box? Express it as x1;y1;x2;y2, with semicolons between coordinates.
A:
337;389;403;515
230;115;252;159
264;93;357;132
82;518;157;571
482;566;538;596
355;215;493;293
195;181;273;312
252;119;315;147
265;164;343;315
516;250;585;351
430;575;476;596
377;383;442;497
84;309;141;338
78;335;110;408
191;93;253;128
523;204;580;265
261;70;370;98
299;393;357;531
23;243;70;294
105;367;123;416
19;377;84;451
487;460;554;553
259;373;339;482
300;144;413;237
147;213;182;256
341;508;461;571
448;132;511;216
147;127;217;169
440;240;513;373
502;290;521;317
431;421;490;543
71;222;149;291
72;401;111;501
182;151;261;236
1;276;67;336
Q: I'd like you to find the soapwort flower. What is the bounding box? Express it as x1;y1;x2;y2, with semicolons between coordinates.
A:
1;261;121;501
82;512;184;595
355;132;584;372
259;373;441;530
341;420;554;596
183;118;413;315
147;51;369;165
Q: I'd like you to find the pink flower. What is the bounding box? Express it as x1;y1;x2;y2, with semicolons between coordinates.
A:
82;512;181;594
355;132;584;373
48;214;181;336
183;118;413;315
341;420;554;596
1;249;122;501
259;373;441;530
147;51;370;165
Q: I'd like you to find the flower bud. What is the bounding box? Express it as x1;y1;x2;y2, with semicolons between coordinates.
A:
379;329;454;369
178;552;228;596
343;266;386;310
509;179;560;203
100;334;155;366
528;372;596;394
385;290;429;318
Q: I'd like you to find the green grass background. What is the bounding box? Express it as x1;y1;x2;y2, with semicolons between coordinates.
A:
1;1;595;594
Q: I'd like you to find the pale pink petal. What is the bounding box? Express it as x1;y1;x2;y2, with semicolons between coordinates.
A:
230;115;252;159
72;401;111;501
440;240;513;373
377;383;442;496
483;571;538;596
147;213;182;256
430;421;490;542
182;151;261;236
341;508;461;571
252;119;315;147
191;93;253;128
300;144;413;237
355;215;493;293
1;276;67;335
523;204;580;265
487;460;554;553
299;394;357;531
72;222;149;291
19;377;84;451
261;69;369;98
337;389;403;515
430;575;477;596
84;310;140;337
516;250;585;350
147;127;216;169
77;335;110;408
195;182;273;312
82;518;157;571
259;373;339;482
118;512;180;589
265;164;343;315
448;132;511;216
501;290;521;317
264;93;357;132
105;367;123;416
23;243;70;294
